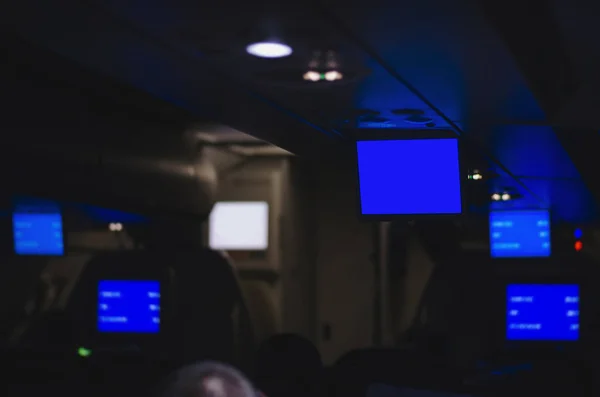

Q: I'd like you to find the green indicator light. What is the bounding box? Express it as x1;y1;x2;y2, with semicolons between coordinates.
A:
320;73;326;80
78;347;92;357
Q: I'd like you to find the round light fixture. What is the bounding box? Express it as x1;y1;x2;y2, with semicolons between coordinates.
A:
246;42;292;58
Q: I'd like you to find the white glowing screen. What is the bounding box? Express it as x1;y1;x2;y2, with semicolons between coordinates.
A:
209;201;269;250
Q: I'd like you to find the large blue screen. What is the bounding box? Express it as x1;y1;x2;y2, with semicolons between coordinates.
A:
506;284;579;341
356;138;462;216
490;210;551;258
13;212;64;256
97;280;160;333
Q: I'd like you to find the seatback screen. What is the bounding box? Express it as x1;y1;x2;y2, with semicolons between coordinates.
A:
97;280;160;333
489;210;550;258
13;202;64;256
506;284;579;341
356;138;462;216
209;201;269;250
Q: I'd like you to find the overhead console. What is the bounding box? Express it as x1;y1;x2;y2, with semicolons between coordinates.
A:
355;131;463;219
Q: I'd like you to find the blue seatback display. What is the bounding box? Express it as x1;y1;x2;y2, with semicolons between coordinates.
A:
357;138;462;216
13;210;64;256
490;210;551;258
506;284;579;341
97;280;160;333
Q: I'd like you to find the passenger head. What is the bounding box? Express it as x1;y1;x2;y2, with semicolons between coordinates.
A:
164;361;256;397
255;334;322;397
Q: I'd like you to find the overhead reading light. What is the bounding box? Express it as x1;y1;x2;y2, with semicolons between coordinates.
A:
303;70;343;82
109;222;123;232
246;42;292;58
302;49;345;82
491;192;512;201
468;170;483;180
303;71;321;81
324;70;343;81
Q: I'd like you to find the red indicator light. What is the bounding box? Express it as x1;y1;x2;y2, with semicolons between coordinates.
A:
575;241;583;251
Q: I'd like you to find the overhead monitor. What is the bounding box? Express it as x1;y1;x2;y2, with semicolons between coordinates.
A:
489;210;551;258
209;201;269;250
12;201;64;256
97;280;160;333
506;284;579;341
356;138;462;217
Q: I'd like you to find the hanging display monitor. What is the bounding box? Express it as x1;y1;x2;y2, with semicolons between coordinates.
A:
356;137;462;217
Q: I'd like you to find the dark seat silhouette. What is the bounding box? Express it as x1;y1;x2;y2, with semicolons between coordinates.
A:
255;334;323;397
168;248;254;370
331;348;462;397
408;221;495;369
127;221;254;369
63;251;173;351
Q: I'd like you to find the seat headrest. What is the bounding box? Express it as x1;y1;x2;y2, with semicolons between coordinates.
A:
256;334;322;378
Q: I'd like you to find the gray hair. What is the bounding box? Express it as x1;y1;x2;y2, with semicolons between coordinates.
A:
164;362;256;397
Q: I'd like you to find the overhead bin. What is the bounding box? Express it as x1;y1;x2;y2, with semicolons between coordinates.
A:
0;32;217;218
1;143;217;219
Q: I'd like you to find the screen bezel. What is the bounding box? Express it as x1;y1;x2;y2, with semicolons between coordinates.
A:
208;200;270;251
11;200;66;257
504;282;580;344
96;279;162;336
489;208;552;260
354;130;466;221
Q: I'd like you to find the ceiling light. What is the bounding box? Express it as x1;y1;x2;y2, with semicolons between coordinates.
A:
324;70;343;81
468;170;483;180
303;71;320;81
246;42;292;58
109;222;123;232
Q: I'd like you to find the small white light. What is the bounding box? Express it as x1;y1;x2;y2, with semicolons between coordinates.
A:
501;193;511;201
303;71;321;81
246;42;292;58
472;173;482;180
109;222;123;232
324;70;343;81
491;193;501;201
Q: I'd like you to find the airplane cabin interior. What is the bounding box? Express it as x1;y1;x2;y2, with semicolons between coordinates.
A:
2;1;600;397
